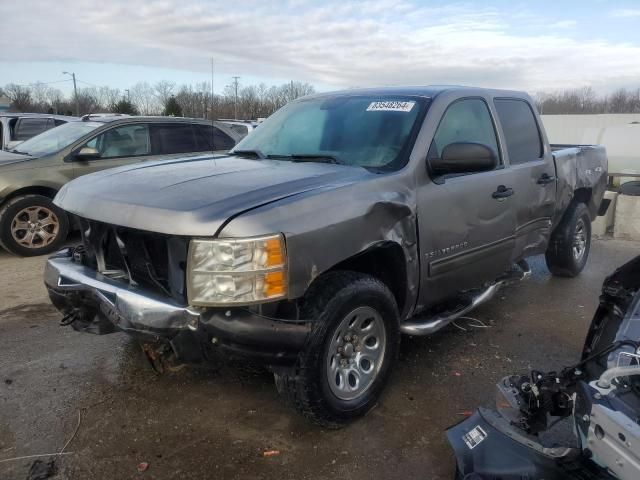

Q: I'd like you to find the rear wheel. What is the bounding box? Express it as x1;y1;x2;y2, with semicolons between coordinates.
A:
0;194;69;257
274;271;400;427
545;202;591;277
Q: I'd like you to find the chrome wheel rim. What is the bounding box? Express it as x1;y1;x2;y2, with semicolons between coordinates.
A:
326;306;386;401
573;219;587;261
11;206;60;249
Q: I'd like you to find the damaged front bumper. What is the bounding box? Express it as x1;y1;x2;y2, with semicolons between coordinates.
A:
44;251;311;365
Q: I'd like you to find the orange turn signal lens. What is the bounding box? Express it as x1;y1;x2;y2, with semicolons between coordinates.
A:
264;270;286;297
265;237;285;267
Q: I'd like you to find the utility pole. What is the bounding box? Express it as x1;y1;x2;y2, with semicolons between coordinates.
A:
211;57;215;120
232;76;240;119
63;71;79;116
210;58;216;152
125;89;130;101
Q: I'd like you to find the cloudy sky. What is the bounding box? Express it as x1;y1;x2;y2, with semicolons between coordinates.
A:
2;0;640;95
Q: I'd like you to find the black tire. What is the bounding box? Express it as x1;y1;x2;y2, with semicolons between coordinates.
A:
545;202;591;277
0;194;69;257
274;271;400;428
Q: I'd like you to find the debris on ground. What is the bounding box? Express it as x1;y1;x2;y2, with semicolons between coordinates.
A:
137;461;150;472
27;458;57;480
263;450;280;457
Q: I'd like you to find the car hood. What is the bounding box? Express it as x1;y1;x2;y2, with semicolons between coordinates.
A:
55;154;371;236
0;149;35;166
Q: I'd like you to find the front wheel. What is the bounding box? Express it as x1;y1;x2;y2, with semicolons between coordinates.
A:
274;271;400;427
545;202;591;277
0;194;69;257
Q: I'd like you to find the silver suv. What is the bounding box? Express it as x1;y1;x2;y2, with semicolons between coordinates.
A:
0;116;241;256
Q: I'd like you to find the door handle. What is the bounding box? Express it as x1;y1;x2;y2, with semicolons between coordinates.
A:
492;185;514;199
537;173;556;185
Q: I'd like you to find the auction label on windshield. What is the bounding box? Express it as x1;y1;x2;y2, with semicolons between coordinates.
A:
462;426;487;450
366;101;415;112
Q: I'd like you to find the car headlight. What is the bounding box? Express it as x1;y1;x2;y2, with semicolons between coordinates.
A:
187;234;287;306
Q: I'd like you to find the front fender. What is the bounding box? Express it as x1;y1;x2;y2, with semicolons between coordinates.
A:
217;176;419;312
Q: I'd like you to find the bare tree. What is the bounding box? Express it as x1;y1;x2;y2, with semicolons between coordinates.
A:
4;84;33;111
75;87;101;115
154;80;175;108
607;88;630;113
97;86;121;110
130;82;159;115
2;78;316;118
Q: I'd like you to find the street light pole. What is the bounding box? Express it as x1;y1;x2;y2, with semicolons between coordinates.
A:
63;71;79;116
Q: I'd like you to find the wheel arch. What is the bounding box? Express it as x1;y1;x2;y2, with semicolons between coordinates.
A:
321;241;410;317
1;185;59;208
572;187;596;219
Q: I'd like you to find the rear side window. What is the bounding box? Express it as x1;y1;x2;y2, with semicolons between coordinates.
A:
494;99;542;164
14;118;52;141
194;124;236;151
54;119;67;127
150;124;199;155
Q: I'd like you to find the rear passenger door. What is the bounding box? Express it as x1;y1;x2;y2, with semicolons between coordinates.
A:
493;99;556;257
417;97;518;305
72;123;154;177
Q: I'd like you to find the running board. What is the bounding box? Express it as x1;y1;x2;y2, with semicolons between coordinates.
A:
400;260;531;336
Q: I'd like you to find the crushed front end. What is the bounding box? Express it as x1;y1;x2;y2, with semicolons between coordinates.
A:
45;217;310;369
448;256;640;480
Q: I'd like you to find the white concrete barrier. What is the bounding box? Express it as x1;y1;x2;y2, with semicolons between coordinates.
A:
614;194;640;241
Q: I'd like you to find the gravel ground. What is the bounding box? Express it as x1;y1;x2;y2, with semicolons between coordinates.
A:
0;238;638;480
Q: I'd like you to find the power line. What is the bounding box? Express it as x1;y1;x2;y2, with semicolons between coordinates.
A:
76;79;100;88
9;79;72;87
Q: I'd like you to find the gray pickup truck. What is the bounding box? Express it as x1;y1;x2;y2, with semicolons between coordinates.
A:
44;86;608;426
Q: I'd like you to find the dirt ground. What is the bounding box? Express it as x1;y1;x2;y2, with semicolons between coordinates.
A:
0;238;638;480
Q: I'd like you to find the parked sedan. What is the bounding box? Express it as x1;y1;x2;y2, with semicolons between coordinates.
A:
0;116;241;256
0;113;79;151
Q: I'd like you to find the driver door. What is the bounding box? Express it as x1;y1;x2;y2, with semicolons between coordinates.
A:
416;97;518;306
72;123;154;178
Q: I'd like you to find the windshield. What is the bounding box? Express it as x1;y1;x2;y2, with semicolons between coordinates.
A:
232;95;428;171
14;121;102;157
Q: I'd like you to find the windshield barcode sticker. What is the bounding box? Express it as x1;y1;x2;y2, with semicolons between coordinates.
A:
366;101;415;112
462;426;487;450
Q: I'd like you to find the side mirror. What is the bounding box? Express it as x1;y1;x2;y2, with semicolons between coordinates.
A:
430;142;497;176
74;146;101;161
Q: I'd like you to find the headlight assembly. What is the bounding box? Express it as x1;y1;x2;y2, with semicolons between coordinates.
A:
187;234;287;306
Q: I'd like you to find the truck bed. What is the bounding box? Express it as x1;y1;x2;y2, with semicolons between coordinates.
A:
550;144;608;224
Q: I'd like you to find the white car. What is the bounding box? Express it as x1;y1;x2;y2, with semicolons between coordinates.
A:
0;113;79;151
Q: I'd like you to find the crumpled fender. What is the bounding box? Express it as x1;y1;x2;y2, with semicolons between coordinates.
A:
218;174;419;319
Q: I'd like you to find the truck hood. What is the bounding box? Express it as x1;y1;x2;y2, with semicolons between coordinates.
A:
55;154;371;236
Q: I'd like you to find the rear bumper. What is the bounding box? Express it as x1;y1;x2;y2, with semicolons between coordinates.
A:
44;250;310;365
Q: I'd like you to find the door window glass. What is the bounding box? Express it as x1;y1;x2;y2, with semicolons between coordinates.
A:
85;124;150;159
150;124;198;154
493;99;542;164
14;118;52;141
195;124;236;151
431;98;500;163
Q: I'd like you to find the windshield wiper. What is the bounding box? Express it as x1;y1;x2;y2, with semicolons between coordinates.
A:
267;154;344;165
229;149;266;159
10;149;29;155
